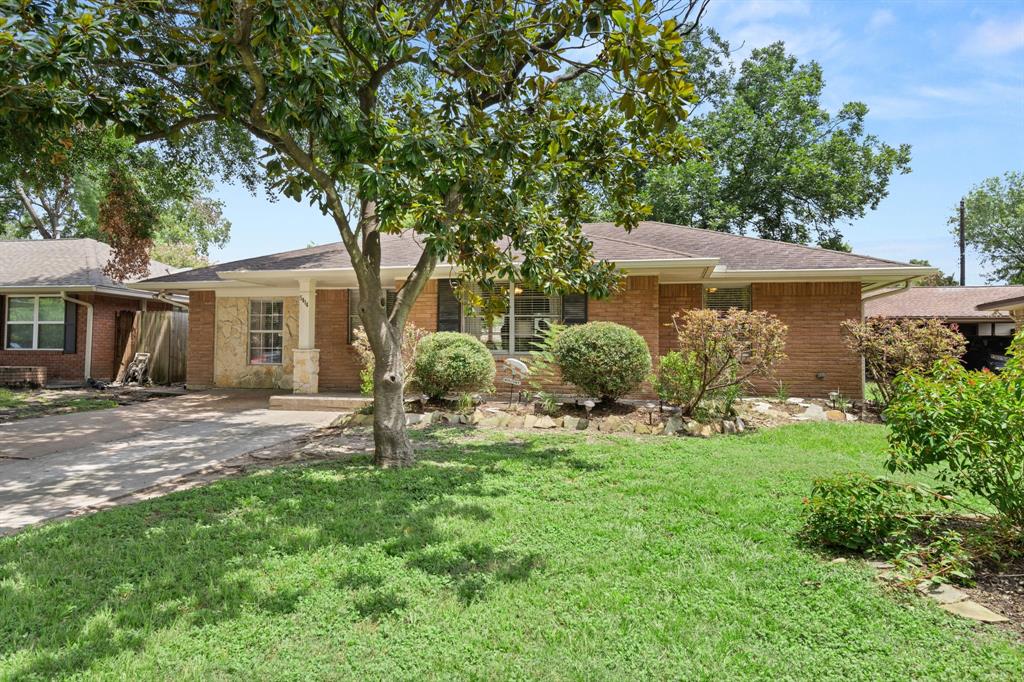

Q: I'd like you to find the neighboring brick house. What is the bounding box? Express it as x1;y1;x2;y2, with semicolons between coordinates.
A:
864;285;1024;371
0;239;184;385
137;222;935;399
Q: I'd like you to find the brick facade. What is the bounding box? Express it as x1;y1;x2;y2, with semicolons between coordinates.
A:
184;276;864;399
0;292;158;384
658;283;702;355
315;289;361;391
186;290;215;388
749;282;863;399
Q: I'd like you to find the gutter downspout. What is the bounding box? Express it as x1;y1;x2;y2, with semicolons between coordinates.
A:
861;278;915;302
155;291;189;310
61;292;94;381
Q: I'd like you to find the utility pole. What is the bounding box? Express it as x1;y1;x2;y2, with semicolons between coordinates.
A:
959;198;966;286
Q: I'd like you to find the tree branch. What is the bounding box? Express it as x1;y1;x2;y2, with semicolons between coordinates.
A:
14;181;51;238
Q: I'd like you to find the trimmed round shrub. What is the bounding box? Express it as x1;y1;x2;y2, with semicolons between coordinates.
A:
412;332;496;400
552;321;651;402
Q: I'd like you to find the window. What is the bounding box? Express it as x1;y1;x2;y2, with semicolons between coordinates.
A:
249;299;283;365
5;296;65;350
348;289;397;343
704;286;752;312
462;283;562;353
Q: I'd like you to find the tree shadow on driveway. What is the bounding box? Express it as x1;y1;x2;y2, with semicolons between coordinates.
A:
0;431;587;679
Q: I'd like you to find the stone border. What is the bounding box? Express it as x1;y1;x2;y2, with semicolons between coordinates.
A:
864;560;1010;623
334;408;751;438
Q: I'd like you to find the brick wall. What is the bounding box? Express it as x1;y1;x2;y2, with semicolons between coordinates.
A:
658;283;702;355
402;278;438;331
315;289;362;391
0;292;150;383
186;290;215;388
750;282;863;399
0;366;47;387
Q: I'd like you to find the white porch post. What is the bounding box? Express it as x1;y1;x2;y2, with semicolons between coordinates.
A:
293;279;320;393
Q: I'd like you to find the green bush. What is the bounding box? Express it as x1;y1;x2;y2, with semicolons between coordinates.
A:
412;332;496;400
886;331;1024;527
552;321;651;402
654;350;743;419
800;473;929;553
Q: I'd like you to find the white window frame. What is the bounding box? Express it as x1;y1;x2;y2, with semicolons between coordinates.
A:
4;295;65;351
248;298;284;366
461;283;562;355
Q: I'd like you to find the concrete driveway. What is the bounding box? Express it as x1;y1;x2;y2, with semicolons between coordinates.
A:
0;390;339;535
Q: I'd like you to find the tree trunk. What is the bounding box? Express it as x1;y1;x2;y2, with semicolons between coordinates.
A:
370;325;415;467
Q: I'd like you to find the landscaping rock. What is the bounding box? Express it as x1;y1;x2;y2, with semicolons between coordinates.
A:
650;422;666;435
722;420;736;434
735;417;745;433
939;600;1009;623
752;402;773;414
523;414;538;429
533;415;557;429
867;560;894;570
506;415;525;428
405;413;427;427
664;416;685;435
616;419;636;433
825;410;846;422
599;416;623;433
478;416;504;428
429;411;444;424
845;413;858;422
698;424;714;438
786;397;806;405
685;420;703;437
798;404;827;422
634;423;652;434
562;416;588;430
917;582;968;605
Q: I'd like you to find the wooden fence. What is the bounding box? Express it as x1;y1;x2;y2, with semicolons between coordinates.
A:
114;310;188;384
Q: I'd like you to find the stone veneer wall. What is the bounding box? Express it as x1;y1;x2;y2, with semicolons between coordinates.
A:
213;296;299;389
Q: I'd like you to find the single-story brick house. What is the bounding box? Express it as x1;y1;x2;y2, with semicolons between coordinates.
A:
864;285;1023;370
136;222;933;399
0;238;183;385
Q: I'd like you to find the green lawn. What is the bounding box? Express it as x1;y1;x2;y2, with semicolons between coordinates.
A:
0;388;26;409
1;424;1020;680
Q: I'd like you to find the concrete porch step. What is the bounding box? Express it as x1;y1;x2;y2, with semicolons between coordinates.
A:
269;393;372;412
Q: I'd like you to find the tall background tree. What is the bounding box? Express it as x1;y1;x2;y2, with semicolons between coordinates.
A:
642;30;911;248
1;0;707;465
954;171;1024;284
907;259;957;287
0;122;257;271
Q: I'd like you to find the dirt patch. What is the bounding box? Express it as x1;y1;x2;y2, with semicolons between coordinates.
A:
0;385;184;424
963;559;1024;640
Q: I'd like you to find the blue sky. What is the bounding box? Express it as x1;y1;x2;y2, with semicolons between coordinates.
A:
208;0;1024;284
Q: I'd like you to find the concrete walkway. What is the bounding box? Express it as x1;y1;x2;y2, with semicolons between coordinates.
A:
0;390;339;535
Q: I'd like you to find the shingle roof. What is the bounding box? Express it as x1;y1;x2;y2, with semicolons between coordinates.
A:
864;286;1024;321
0;238;179;288
142;222;915;285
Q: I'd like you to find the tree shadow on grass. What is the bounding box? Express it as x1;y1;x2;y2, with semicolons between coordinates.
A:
0;433;590;679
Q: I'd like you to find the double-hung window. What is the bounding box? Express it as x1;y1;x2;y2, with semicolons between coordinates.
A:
249;299;284;365
4;296;65;350
462;284;562;354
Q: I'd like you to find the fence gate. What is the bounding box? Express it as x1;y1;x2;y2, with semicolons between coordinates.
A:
114;310;188;384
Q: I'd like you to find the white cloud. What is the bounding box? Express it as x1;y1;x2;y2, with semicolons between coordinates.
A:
868;9;895;32
720;0;811;24
959;17;1024;57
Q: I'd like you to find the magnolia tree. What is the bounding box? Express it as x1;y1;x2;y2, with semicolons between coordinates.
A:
1;1;707;465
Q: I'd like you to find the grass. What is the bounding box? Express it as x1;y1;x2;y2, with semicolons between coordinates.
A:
0;388;26;409
0;389;118;422
1;423;1021;680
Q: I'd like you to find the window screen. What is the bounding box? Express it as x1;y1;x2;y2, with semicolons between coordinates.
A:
511;285;562;352
462;283;510;351
249;299;283;365
703;286;752;312
5;296;65;350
